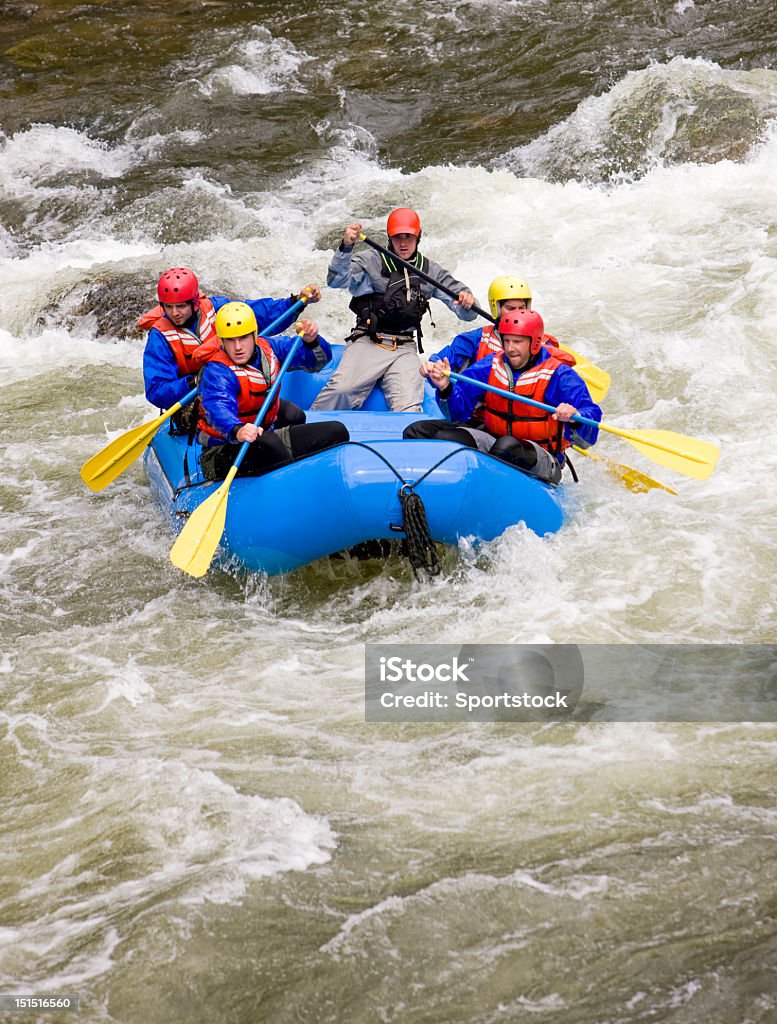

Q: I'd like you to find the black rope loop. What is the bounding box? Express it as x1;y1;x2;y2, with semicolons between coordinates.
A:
398;484;442;580
338;442;473;578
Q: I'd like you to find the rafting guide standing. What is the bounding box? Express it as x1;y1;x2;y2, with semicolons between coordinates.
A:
312;208;478;412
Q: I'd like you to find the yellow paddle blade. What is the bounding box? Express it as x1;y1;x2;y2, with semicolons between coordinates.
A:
80;408;178;491
169;466;238;578
600;425;720;481
560;345;611;404
572;446;677;494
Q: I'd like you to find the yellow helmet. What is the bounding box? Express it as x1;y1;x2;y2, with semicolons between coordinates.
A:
487;275;532;319
215;301;258;339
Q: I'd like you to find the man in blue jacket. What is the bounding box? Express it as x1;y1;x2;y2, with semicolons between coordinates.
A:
197;302;348;481
428;274;535;373
141;266;320;429
403;309;600;485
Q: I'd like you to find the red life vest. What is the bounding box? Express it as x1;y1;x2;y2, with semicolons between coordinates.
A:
482;348;576;451
197;338;281;441
474;324;503;363
468;330;572;424
140;294;221;374
472;326;565;365
475;326;563;361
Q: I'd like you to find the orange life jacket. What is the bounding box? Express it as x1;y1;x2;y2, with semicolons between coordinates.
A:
474;324;503;363
140;294;221;375
197;338;281;441
482;349;575;451
470;338;572;425
473;326;564;365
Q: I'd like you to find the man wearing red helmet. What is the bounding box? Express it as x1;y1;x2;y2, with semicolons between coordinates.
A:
141;267;322;429
403;309;601;484
311;208;477;412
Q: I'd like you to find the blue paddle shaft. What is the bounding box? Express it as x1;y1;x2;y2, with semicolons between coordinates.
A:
447;369;598;430
232;336;303;472
178;385;199;409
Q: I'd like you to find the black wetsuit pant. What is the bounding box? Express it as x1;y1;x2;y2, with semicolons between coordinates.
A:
201;421;349;481
403;419;562;484
275;400;306;427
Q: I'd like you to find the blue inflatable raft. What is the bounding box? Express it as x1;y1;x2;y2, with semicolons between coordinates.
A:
144;345;565;575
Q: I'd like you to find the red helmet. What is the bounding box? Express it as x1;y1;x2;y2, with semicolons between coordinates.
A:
157;267;200;309
386;207;421;238
497;308;545;355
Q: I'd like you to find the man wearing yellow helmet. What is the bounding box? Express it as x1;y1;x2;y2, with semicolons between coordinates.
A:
197;302;348;480
311;209;478;412
425;275;563;375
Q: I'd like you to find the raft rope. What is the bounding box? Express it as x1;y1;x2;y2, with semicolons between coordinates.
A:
398;484;442;579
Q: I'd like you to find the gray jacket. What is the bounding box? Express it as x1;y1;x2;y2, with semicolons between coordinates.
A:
327;246;478;323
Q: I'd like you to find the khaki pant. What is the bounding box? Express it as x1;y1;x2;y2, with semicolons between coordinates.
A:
311;336;424;412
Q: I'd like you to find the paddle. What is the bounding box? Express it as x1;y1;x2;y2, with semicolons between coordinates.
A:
80;297;309;492
445;369;719;480
571;446;677;495
80;387;199;492
358;232;611;402
169;334;303;578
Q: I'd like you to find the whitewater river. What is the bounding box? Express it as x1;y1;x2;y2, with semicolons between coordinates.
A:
2;1;777;1021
